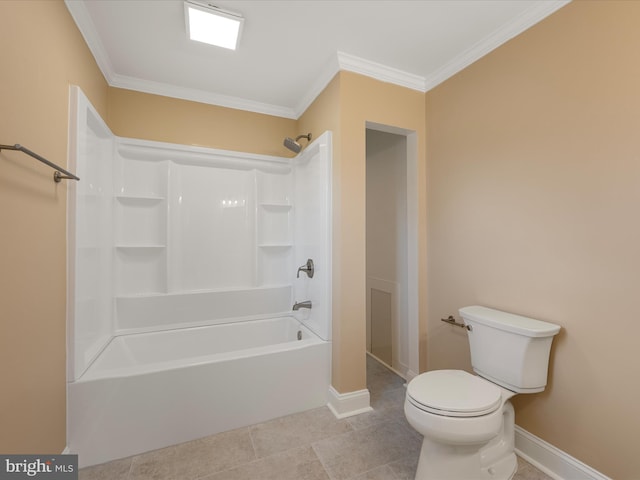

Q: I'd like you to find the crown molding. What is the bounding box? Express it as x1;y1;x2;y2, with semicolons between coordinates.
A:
110;74;298;119
424;0;571;90
65;0;116;84
337;51;426;92
292;54;341;119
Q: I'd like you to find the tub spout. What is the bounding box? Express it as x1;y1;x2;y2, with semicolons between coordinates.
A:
293;300;312;311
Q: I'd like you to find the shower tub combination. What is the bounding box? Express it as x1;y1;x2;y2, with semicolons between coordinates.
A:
67;87;332;467
69;314;329;467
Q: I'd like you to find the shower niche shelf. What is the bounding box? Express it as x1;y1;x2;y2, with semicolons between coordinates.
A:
115;195;166;202
256;172;294;288
259;203;291;209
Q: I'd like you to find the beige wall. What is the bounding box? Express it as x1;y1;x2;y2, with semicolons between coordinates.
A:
425;1;639;477
0;0;108;453
108;88;296;156
300;72;427;392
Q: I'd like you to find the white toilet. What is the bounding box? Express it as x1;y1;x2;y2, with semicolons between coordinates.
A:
404;306;561;480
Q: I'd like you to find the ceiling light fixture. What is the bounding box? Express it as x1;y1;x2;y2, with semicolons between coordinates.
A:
184;1;244;50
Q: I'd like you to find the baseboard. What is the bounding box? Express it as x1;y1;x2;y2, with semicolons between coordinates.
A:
515;426;611;480
366;352;408;380
327;386;373;419
61;446;70;454
405;369;419;383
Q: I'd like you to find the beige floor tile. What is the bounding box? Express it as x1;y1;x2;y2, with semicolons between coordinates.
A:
348;386;407;431
79;457;132;480
514;456;554;480
388;453;420;480
349;464;399;480
249;407;353;458
366;356;405;396
128;427;255;480
204;446;329;480
312;420;422;480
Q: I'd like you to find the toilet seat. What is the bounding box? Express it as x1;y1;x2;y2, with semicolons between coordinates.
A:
407;370;502;418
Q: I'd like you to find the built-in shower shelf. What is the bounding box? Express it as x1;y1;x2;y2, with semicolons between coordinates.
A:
258;244;293;248
115;195;165;202
115;244;166;249
259;203;292;210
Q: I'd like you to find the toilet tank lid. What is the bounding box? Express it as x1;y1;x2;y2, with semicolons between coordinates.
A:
459;306;561;338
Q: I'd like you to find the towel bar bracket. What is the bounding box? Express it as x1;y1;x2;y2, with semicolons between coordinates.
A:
441;315;471;331
54;171;76;183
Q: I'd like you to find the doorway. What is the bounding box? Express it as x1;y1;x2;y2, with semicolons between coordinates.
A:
366;128;409;377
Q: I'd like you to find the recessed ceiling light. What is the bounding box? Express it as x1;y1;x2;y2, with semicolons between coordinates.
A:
184;1;244;50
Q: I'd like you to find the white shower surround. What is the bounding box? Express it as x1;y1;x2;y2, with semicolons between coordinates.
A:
66;86;332;466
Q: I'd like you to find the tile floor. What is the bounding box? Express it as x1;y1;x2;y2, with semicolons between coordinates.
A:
79;356;552;480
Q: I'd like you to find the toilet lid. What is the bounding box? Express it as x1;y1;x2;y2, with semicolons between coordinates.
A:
407;370;502;417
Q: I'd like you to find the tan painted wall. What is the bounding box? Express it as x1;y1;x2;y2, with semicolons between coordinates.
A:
425;1;639;477
108;88;296;156
0;0;108;453
300;72;427;393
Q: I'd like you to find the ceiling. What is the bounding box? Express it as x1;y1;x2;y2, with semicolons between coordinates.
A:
65;0;569;119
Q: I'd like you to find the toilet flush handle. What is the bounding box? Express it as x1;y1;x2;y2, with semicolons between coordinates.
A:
441;315;471;331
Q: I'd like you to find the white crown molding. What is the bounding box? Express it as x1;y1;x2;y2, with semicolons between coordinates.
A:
65;0;115;84
337;51;426;92
292;54;341;119
320;1;569;100
110;73;298;119
424;0;571;91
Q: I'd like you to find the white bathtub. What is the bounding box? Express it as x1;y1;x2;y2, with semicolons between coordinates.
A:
68;316;331;468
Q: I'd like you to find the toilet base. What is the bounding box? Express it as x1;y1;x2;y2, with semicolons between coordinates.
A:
414;437;517;480
414;401;517;480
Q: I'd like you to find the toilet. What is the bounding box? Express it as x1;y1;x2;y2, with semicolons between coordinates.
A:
404;306;561;480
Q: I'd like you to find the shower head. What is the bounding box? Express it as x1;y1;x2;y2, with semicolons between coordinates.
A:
283;133;312;154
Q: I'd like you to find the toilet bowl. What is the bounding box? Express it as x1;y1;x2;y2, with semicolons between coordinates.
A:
405;370;517;479
405;306;561;480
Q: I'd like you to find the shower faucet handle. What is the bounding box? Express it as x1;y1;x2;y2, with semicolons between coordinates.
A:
296;259;315;278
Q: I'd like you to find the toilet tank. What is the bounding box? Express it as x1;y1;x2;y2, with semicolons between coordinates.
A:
459;306;561;393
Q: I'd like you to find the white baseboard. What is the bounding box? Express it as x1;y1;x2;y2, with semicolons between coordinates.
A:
327;386;373;419
405;369;419;383
515;426;611;480
61;446;70;454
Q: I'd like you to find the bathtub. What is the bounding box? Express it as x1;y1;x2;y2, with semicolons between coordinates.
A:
68;315;330;468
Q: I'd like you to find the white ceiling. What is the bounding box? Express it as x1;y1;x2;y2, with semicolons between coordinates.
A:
65;0;569;119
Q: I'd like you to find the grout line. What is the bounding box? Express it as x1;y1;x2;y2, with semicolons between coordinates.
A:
247;424;259;461
310;442;335;480
125;456;134;479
